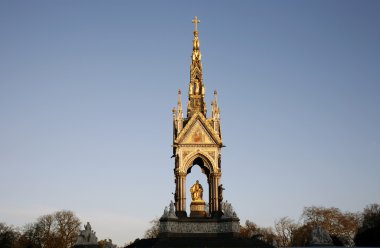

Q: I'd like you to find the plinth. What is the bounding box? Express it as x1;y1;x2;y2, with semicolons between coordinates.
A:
159;215;240;238
190;200;207;217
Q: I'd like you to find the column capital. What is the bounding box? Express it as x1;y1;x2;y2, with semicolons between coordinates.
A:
175;170;187;177
211;172;222;178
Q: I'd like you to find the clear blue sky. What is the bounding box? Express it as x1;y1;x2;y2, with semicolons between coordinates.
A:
1;0;379;246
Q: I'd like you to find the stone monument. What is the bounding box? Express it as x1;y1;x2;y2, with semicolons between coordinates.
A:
126;16;273;248
73;222;99;248
158;16;240;238
309;226;333;246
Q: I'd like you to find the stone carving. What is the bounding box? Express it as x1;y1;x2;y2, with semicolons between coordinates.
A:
207;151;215;159
161;201;177;219
221;201;238;218
182;151;190;159
102;239;116;248
190;180;203;201
168;201;176;218
75;222;98;245
160;219;240;234
163;206;169;217
218;184;225;210
195;79;200;94
309;226;333;246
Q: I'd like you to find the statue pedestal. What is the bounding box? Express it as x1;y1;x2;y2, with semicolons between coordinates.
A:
190;200;207;218
159;216;240;238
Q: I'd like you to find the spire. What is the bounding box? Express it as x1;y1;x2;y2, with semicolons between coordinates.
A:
212;90;220;120
187;16;206;118
212;90;221;135
177;89;183;119
174;89;184;134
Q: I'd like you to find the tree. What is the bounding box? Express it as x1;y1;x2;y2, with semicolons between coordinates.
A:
240;220;258;238
14;210;80;248
240;220;276;245
354;203;380;246
301;206;359;246
144;218;160;239
291;224;312;246
54;210;81;248
17;222;43;248
0;223;20;248
98;239;116;248
274;216;298;247
37;214;58;248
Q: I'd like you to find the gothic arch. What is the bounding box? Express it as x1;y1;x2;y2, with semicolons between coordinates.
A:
182;151;215;175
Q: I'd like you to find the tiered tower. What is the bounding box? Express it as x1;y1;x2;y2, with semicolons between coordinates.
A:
159;16;239;239
172;16;223;218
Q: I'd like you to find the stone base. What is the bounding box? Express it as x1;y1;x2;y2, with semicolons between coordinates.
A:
125;236;274;248
72;245;100;248
159;216;240;237
190;201;207;218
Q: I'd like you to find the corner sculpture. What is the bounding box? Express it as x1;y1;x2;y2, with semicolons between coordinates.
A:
73;222;99;248
309;226;333;246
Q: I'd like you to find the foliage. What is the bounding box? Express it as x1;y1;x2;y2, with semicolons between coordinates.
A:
0;223;20;248
354;203;380;246
274;216;298;247
144;218;160;239
240;220;276;245
1;210;80;248
300;206;359;246
291;224;312;246
99;238;117;248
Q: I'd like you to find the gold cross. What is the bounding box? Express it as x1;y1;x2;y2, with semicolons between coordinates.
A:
192;16;200;31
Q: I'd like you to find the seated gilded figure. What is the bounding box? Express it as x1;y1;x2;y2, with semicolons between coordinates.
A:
190;180;203;201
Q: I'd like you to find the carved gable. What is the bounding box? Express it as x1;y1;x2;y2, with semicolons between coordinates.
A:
175;112;222;146
182;120;215;144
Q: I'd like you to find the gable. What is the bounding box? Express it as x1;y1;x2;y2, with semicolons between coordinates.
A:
181;120;215;144
175;112;222;145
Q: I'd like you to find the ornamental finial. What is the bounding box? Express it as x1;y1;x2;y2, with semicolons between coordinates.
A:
192;16;200;32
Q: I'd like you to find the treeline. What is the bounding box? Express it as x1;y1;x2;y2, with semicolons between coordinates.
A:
0;210;113;248
240;203;380;246
2;204;380;247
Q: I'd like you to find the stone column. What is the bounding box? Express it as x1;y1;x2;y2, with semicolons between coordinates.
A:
209;176;214;213
175;171;187;217
210;172;221;215
208;177;211;214
175;172;180;211
215;172;221;213
181;173;186;212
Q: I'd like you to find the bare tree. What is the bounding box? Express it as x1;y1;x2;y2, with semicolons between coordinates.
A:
54;210;81;248
301;206;360;246
0;223;20;248
144;218;160;239
240;220;276;245
274;216;298;247
14;210;80;248
354;203;380;246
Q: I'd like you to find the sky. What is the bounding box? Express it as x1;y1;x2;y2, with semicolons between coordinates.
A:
1;0;380;246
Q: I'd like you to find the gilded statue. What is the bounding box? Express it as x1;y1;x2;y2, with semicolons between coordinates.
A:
195;79;200;94
190;180;203;201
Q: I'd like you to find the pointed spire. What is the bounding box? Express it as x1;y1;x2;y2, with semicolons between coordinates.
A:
177;89;183;119
212;90;221;136
212;90;220;120
187;16;206;118
175;89;184;134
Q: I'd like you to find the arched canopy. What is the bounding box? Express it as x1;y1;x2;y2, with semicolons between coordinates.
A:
183;152;214;176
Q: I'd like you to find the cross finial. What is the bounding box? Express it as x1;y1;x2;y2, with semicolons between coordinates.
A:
192;16;200;31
